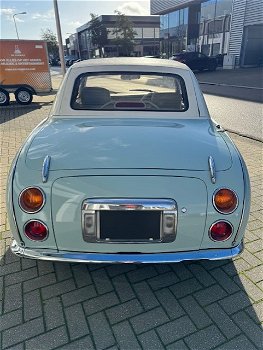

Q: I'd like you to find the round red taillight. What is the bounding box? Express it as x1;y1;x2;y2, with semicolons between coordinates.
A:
19;187;45;213
209;221;233;241
213;188;238;214
24;220;48;241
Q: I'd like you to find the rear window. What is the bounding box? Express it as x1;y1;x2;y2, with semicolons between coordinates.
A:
71;72;188;112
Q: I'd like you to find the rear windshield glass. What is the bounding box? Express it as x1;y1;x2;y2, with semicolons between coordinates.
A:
71;72;188;112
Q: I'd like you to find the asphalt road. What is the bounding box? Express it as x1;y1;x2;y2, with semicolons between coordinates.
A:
203;92;263;141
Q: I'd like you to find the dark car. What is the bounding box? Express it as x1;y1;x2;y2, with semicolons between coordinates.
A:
171;52;217;72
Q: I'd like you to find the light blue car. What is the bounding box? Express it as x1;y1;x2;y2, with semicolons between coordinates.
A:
7;58;250;263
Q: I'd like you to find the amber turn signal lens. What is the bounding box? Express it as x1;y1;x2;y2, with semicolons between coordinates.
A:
19;187;45;213
213;188;238;214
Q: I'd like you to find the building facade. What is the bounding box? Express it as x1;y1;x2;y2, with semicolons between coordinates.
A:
151;0;263;66
75;15;160;59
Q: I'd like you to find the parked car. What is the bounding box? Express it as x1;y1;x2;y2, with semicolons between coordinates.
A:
171;52;217;71
8;57;250;264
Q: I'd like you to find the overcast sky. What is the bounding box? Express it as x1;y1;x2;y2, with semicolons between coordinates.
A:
1;0;150;41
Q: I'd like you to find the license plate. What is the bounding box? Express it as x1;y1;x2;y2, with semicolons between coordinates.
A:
99;210;161;242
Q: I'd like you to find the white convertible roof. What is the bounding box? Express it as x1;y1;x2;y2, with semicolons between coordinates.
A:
72;57;189;71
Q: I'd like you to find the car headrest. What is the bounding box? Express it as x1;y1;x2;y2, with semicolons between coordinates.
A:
80;87;111;106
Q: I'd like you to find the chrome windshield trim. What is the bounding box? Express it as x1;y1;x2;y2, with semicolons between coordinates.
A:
208;156;216;184
82;198;176;211
11;240;244;264
42;155;51;183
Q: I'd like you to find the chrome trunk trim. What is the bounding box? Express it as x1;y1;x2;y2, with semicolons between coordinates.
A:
42;155;51;183
208;156;216;184
11;240;244;264
82;199;177;243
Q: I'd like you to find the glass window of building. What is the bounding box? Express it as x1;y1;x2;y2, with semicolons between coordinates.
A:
169;10;179;28
143;28;155;39
134;28;143;38
215;0;233;17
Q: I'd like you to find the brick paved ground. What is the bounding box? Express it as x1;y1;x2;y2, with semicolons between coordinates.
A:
0;92;262;349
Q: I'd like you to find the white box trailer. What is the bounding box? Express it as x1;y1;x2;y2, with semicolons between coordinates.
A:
0;39;52;105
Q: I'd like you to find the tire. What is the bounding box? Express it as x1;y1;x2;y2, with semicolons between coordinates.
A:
209;63;217;71
15;88;33;105
0;88;10;106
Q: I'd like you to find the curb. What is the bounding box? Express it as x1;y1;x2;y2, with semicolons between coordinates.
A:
226;128;262;143
199;81;263;90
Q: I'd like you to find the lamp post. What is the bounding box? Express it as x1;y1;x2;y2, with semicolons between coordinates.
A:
53;0;66;75
13;12;27;39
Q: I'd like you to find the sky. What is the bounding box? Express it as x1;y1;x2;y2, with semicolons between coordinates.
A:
0;0;150;41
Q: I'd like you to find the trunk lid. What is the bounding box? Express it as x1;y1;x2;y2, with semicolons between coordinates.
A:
26;119;232;171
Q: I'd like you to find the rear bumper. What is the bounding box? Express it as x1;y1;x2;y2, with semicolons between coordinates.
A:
11;240;244;264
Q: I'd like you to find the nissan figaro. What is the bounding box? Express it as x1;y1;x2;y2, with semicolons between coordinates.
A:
7;58;250;263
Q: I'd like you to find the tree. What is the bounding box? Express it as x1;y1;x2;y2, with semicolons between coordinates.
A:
41;28;59;58
112;11;137;56
88;14;108;57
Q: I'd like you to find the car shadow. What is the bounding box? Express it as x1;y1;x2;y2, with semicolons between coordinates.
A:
1;245;262;348
0;101;53;125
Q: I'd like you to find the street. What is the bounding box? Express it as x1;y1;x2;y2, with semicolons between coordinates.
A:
204;93;263;141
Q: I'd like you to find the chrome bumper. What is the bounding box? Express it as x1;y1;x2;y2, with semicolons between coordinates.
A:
11;240;244;264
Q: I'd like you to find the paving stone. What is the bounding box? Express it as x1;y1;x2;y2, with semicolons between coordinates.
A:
23;289;42;321
245;300;263;324
131;307;169;335
133;281;159;310
214;335;257;350
91;268;113;295
223;259;251;276
0;309;22;332
157;316;196;345
41;278;76;299
245;265;263;283
54;262;73;281
83;291;119;316
147;271;180;290
234;274;263;302
155;288;185;319
25;326;68;350
185;325;225;350
5;267;38;286
65;304;89;340
218;291;254;315
194;285;227;306
59;336;94;350
180;295;212;328
106;264;137;278
0;261;21;277
2;317;44;349
21;258;36;270
138;329;164;349
155;264;171;274
187;263;215;287
170;262;193;281
127;266;158;283
113;321;141;350
205;303;241;339
112;274;135;302
211;268;240;294
23;273;56;293
4;283;22;312
106;299;143;324
170;278;202;299
44;297;65;330
88;312;115;350
232;311;263;348
166;340;189;350
61;285;97;307
37;260;54;275
71;264;92;288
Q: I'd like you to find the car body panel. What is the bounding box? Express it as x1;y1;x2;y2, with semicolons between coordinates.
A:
25;119;232;171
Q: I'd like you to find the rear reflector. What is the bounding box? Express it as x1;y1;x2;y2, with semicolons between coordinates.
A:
209;221;233;241
24;220;48;241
